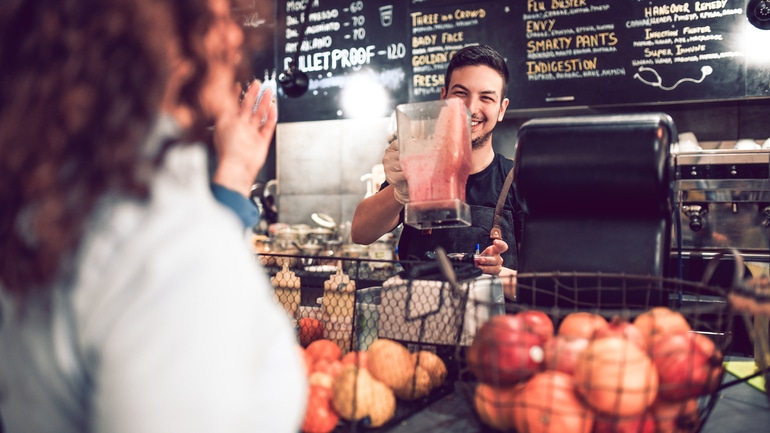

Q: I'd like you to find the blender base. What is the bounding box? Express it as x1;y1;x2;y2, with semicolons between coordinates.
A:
405;199;471;230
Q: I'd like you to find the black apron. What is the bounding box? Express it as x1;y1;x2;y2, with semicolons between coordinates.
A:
398;168;517;269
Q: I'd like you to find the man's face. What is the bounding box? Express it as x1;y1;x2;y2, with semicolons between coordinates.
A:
441;65;509;149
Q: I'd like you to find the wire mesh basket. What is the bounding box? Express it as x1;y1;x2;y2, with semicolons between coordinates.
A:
264;249;755;433
460;268;737;433
263;252;493;432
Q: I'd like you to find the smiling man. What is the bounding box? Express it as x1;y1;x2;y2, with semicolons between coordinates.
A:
351;44;522;280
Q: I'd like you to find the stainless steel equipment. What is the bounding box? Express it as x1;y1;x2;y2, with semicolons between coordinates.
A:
672;147;770;357
674;148;770;261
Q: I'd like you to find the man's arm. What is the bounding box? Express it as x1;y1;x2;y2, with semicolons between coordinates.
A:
352;137;410;245
350;184;403;245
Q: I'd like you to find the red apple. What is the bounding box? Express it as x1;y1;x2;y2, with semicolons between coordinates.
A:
595;317;647;351
652;331;723;401
519;310;555;342
468;315;545;386
543;334;590;376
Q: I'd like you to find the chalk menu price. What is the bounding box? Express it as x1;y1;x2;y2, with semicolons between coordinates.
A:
509;0;749;111
408;1;516;102
276;0;409;122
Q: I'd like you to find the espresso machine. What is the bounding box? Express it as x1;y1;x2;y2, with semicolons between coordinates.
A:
672;144;770;356
672;146;770;276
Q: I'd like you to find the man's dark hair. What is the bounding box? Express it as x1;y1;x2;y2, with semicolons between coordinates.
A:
444;44;509;98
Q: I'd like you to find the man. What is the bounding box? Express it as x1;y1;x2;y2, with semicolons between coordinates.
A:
351;44;522;279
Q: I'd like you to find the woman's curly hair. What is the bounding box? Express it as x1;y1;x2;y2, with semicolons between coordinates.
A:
0;0;216;297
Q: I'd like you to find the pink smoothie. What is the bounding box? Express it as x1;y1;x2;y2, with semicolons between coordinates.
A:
401;99;471;203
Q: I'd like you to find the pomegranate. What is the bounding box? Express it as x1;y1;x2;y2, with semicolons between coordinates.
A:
633;307;691;348
594;317;648;351
557;312;608;339
519;310;555;342
468;314;545;386
652;331;723;401
512;371;594;433
574;336;659;417
473;382;522;431
543;335;590;376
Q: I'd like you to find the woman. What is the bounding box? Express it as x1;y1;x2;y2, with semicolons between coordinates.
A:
0;0;305;432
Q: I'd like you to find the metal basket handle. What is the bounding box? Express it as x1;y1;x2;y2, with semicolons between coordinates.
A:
699;248;745;290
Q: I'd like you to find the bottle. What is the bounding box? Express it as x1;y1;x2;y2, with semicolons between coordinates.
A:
270;263;301;320
322;264;356;353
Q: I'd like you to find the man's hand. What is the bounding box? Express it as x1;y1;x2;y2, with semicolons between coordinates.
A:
212;79;278;197
475;239;509;276
382;136;409;204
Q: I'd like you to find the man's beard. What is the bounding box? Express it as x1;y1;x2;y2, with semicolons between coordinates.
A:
472;129;493;149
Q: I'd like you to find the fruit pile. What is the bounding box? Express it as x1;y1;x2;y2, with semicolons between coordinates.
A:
298;337;448;433
468;307;724;433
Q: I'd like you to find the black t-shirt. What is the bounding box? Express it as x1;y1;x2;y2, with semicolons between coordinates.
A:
465;153;520;227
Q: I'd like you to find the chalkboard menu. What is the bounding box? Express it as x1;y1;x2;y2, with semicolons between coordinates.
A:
507;0;760;111
407;0;516;102
276;0;410;122
275;0;768;122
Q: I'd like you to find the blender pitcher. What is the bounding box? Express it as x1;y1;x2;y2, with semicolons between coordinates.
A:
395;98;472;229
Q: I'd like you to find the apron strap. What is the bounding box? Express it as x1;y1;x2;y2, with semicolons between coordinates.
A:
489;167;515;240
